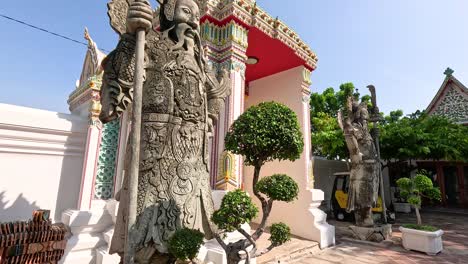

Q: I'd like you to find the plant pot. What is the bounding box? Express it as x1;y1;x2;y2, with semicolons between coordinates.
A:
399;226;443;255
393;202;412;213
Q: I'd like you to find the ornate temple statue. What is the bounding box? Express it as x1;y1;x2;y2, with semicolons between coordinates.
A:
338;97;380;227
99;0;231;261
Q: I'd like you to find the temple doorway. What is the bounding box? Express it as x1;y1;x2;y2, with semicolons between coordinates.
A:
443;166;460;206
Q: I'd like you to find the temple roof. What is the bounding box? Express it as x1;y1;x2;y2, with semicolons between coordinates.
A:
203;0;317;67
198;0;317;83
426;68;468;124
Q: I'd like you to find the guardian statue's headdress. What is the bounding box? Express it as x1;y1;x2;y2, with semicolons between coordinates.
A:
158;0;177;21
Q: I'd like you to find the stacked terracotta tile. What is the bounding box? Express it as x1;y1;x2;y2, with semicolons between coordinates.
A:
0;210;68;264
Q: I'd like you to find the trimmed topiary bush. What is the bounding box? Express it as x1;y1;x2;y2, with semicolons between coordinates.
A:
212;102;303;264
269;222;291;246
168;228;205;262
255;174;299;202
212;189;259;232
396;170;441;227
225;101;304;167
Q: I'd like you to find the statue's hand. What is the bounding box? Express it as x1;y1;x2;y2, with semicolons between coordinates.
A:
126;0;153;35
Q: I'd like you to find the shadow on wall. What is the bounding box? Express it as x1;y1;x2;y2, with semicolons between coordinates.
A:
0;191;40;222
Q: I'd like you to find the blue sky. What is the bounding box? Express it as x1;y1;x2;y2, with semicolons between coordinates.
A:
1;0;467;115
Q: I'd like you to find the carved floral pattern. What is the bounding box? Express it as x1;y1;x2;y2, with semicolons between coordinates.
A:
433;85;468;122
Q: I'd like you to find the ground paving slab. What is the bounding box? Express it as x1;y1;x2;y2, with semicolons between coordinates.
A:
256;211;467;264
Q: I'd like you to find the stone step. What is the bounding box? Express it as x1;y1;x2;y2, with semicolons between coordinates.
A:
65;233;106;254
258;239;320;264
96;246;121;264
103;228;114;246
59;249;96;264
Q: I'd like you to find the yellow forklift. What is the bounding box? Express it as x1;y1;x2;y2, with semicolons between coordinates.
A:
331;172;395;223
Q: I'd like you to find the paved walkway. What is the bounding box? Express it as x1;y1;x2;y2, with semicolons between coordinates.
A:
259;211;468;264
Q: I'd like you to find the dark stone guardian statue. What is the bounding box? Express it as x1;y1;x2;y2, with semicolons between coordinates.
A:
100;0;231;261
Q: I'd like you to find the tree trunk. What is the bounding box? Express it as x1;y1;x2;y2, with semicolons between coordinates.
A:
252;165;263;201
251;164;272;241
415;206;422;225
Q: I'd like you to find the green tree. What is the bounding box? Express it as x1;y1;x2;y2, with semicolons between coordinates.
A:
380;112;468;165
310;83;468;165
420;115;468;162
217;101;302;264
310;82;370;160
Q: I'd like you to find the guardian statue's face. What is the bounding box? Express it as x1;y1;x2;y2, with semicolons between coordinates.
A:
173;0;200;33
164;0;203;55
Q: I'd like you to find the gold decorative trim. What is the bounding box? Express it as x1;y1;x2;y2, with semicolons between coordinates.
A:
215;150;237;190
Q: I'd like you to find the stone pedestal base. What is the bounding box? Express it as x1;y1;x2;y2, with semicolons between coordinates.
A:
197;223;255;264
60;200;119;264
349;224;392;243
61;196;255;264
308;189;336;248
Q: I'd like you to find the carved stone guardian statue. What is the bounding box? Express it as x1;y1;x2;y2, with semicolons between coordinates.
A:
100;0;231;261
338;96;380;227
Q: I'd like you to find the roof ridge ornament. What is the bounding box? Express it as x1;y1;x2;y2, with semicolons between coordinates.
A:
444;67;454;77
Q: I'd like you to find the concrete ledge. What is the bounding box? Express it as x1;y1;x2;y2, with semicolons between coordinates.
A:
96;246;120;264
59;249;96;264
65;233;106;254
62;208;114;233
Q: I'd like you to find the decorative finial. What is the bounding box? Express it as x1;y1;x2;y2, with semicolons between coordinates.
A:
444;67;454;76
251;2;258;15
84;27;92;45
273;16;280;29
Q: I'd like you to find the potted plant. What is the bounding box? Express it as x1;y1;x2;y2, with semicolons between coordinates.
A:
392;186;412;213
396;171;443;255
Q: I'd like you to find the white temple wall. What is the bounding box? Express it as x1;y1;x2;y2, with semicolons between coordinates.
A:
0;104;88;222
244;66;322;239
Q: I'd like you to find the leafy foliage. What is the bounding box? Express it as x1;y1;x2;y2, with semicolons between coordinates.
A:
310;83;356;119
225;101;304;166
310;112;347;160
269;223;291;246
395;177;411;190
414;174;433;192
380;112;468;163
255;174;299;202
310;83;468;163
217;102;303;262
402;224;438;232
396;171;442;208
168;228;204;261
397;171;441;225
212;190;259;232
310;83;373;160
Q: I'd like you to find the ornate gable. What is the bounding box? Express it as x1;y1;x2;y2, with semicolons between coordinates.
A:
426;68;468;124
79;28;107;87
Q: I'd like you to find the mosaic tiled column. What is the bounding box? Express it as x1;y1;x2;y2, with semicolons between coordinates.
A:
74;76;122;209
94;119;120;200
201;19;248;191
